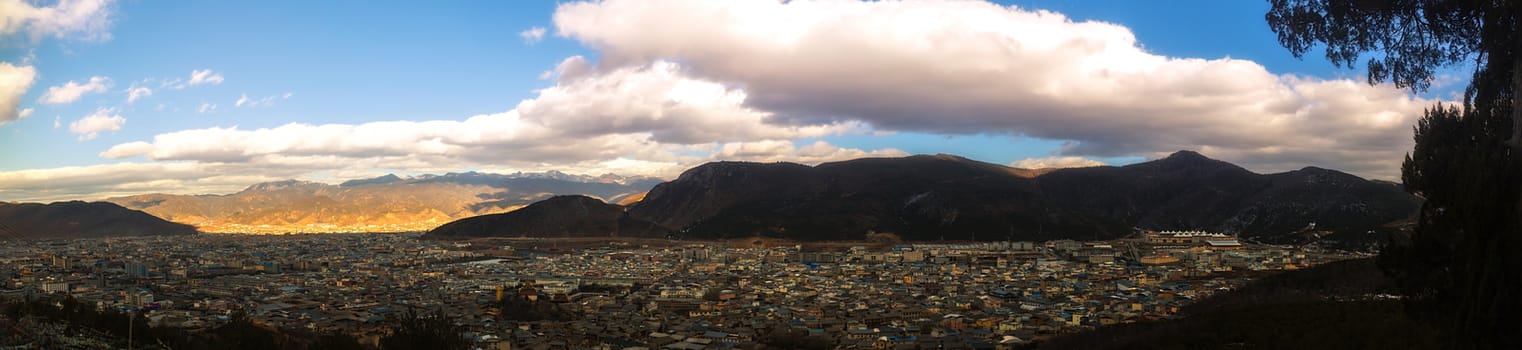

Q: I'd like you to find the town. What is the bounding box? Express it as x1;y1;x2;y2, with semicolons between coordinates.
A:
0;230;1364;349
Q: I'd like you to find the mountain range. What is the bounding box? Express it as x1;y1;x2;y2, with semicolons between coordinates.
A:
426;151;1420;246
423;195;670;239
0;201;197;240
105;171;660;233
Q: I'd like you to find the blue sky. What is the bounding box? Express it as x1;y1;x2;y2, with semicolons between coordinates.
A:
2;1;578;169
0;0;1460;201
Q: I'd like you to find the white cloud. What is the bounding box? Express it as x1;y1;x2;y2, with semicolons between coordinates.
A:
709;140;906;164
68;107;124;140
0;62;38;125
163;69;224;89
0;0;115;42
106;112;607;164
188;69;223;86
38;76;111;104
6;0;1436;201
545;55;594;81
52;115;59;128
0;162;293;202
101;62;862;164
1;144;816;201
1011;156;1105;169
519;26;546;44
197;103;216;113
553;0;1433;180
518;60;863;144
234;92;287;108
37;59;897;201
125;86;152;103
19;138;894;202
17;108;31;119
99;141;151;158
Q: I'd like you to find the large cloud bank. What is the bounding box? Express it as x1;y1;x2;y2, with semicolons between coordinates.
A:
1;0;1435;201
5;62;896;201
555;0;1431;177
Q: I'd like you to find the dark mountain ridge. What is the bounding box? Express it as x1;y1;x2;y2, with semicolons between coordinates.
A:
0;201;198;240
423;195;668;239
446;151;1419;245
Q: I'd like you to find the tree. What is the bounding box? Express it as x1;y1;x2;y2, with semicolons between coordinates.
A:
1267;1;1521;349
757;327;833;350
495;294;573;322
308;332;366;350
1266;0;1517;140
378;311;470;350
214;311;280;350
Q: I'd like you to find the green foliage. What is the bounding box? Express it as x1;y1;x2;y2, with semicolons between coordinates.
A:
1265;0;1489;92
214;311;281;350
309;331;367;350
1041;299;1438;350
1268;1;1522;348
1391;95;1521;349
0;298;365;350
1182;259;1394;313
1266;0;1516;140
757;327;834;350
379;311;470;350
0;302;18;321
577;282;632;294
1;298;169;349
702;287;723;301
1040;260;1438;350
495;294;574;322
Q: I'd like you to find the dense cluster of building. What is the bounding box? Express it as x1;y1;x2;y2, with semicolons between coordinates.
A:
0;231;1362;349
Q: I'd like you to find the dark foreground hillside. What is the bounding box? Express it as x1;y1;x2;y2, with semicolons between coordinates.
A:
0;201;197;240
1038;259;1440;349
422;195;670;239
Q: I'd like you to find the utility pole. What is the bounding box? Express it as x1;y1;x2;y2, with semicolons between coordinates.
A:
127;309;133;350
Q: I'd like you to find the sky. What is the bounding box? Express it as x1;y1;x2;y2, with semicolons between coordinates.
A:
0;0;1465;202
